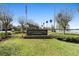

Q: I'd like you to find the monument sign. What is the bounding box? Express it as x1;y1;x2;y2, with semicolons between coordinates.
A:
27;29;47;35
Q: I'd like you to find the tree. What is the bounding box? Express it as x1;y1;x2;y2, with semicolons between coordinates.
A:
46;21;48;29
12;26;20;31
50;19;55;32
0;6;13;36
51;25;55;32
42;23;45;29
46;21;48;23
26;20;39;30
50;19;52;23
18;17;25;33
55;12;72;34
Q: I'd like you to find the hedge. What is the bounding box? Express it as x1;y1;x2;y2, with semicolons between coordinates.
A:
49;32;79;43
0;32;12;40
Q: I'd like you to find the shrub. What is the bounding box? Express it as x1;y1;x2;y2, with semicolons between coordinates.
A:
12;31;21;34
0;33;6;39
0;32;12;40
49;32;79;43
7;32;12;35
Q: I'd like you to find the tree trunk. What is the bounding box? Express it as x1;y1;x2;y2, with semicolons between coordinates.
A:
63;28;65;34
5;25;8;37
21;25;24;33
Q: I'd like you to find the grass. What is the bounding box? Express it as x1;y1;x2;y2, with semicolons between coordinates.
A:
0;33;79;56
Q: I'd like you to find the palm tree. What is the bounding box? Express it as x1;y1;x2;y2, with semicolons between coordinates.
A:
46;21;48;23
46;21;48;29
42;23;45;29
50;19;53;31
50;19;52;23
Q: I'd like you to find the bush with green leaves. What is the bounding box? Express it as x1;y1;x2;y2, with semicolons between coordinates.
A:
0;32;12;39
49;32;79;43
0;33;6;39
12;31;21;34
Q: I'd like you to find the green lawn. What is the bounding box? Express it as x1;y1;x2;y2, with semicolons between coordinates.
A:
0;33;79;56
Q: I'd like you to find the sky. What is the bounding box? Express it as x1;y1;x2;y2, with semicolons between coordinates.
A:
0;3;79;29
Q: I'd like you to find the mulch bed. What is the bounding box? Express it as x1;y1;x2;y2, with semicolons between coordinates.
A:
0;35;12;42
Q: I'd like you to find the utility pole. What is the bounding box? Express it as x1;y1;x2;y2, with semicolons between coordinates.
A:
54;7;56;32
25;5;28;32
25;5;27;21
